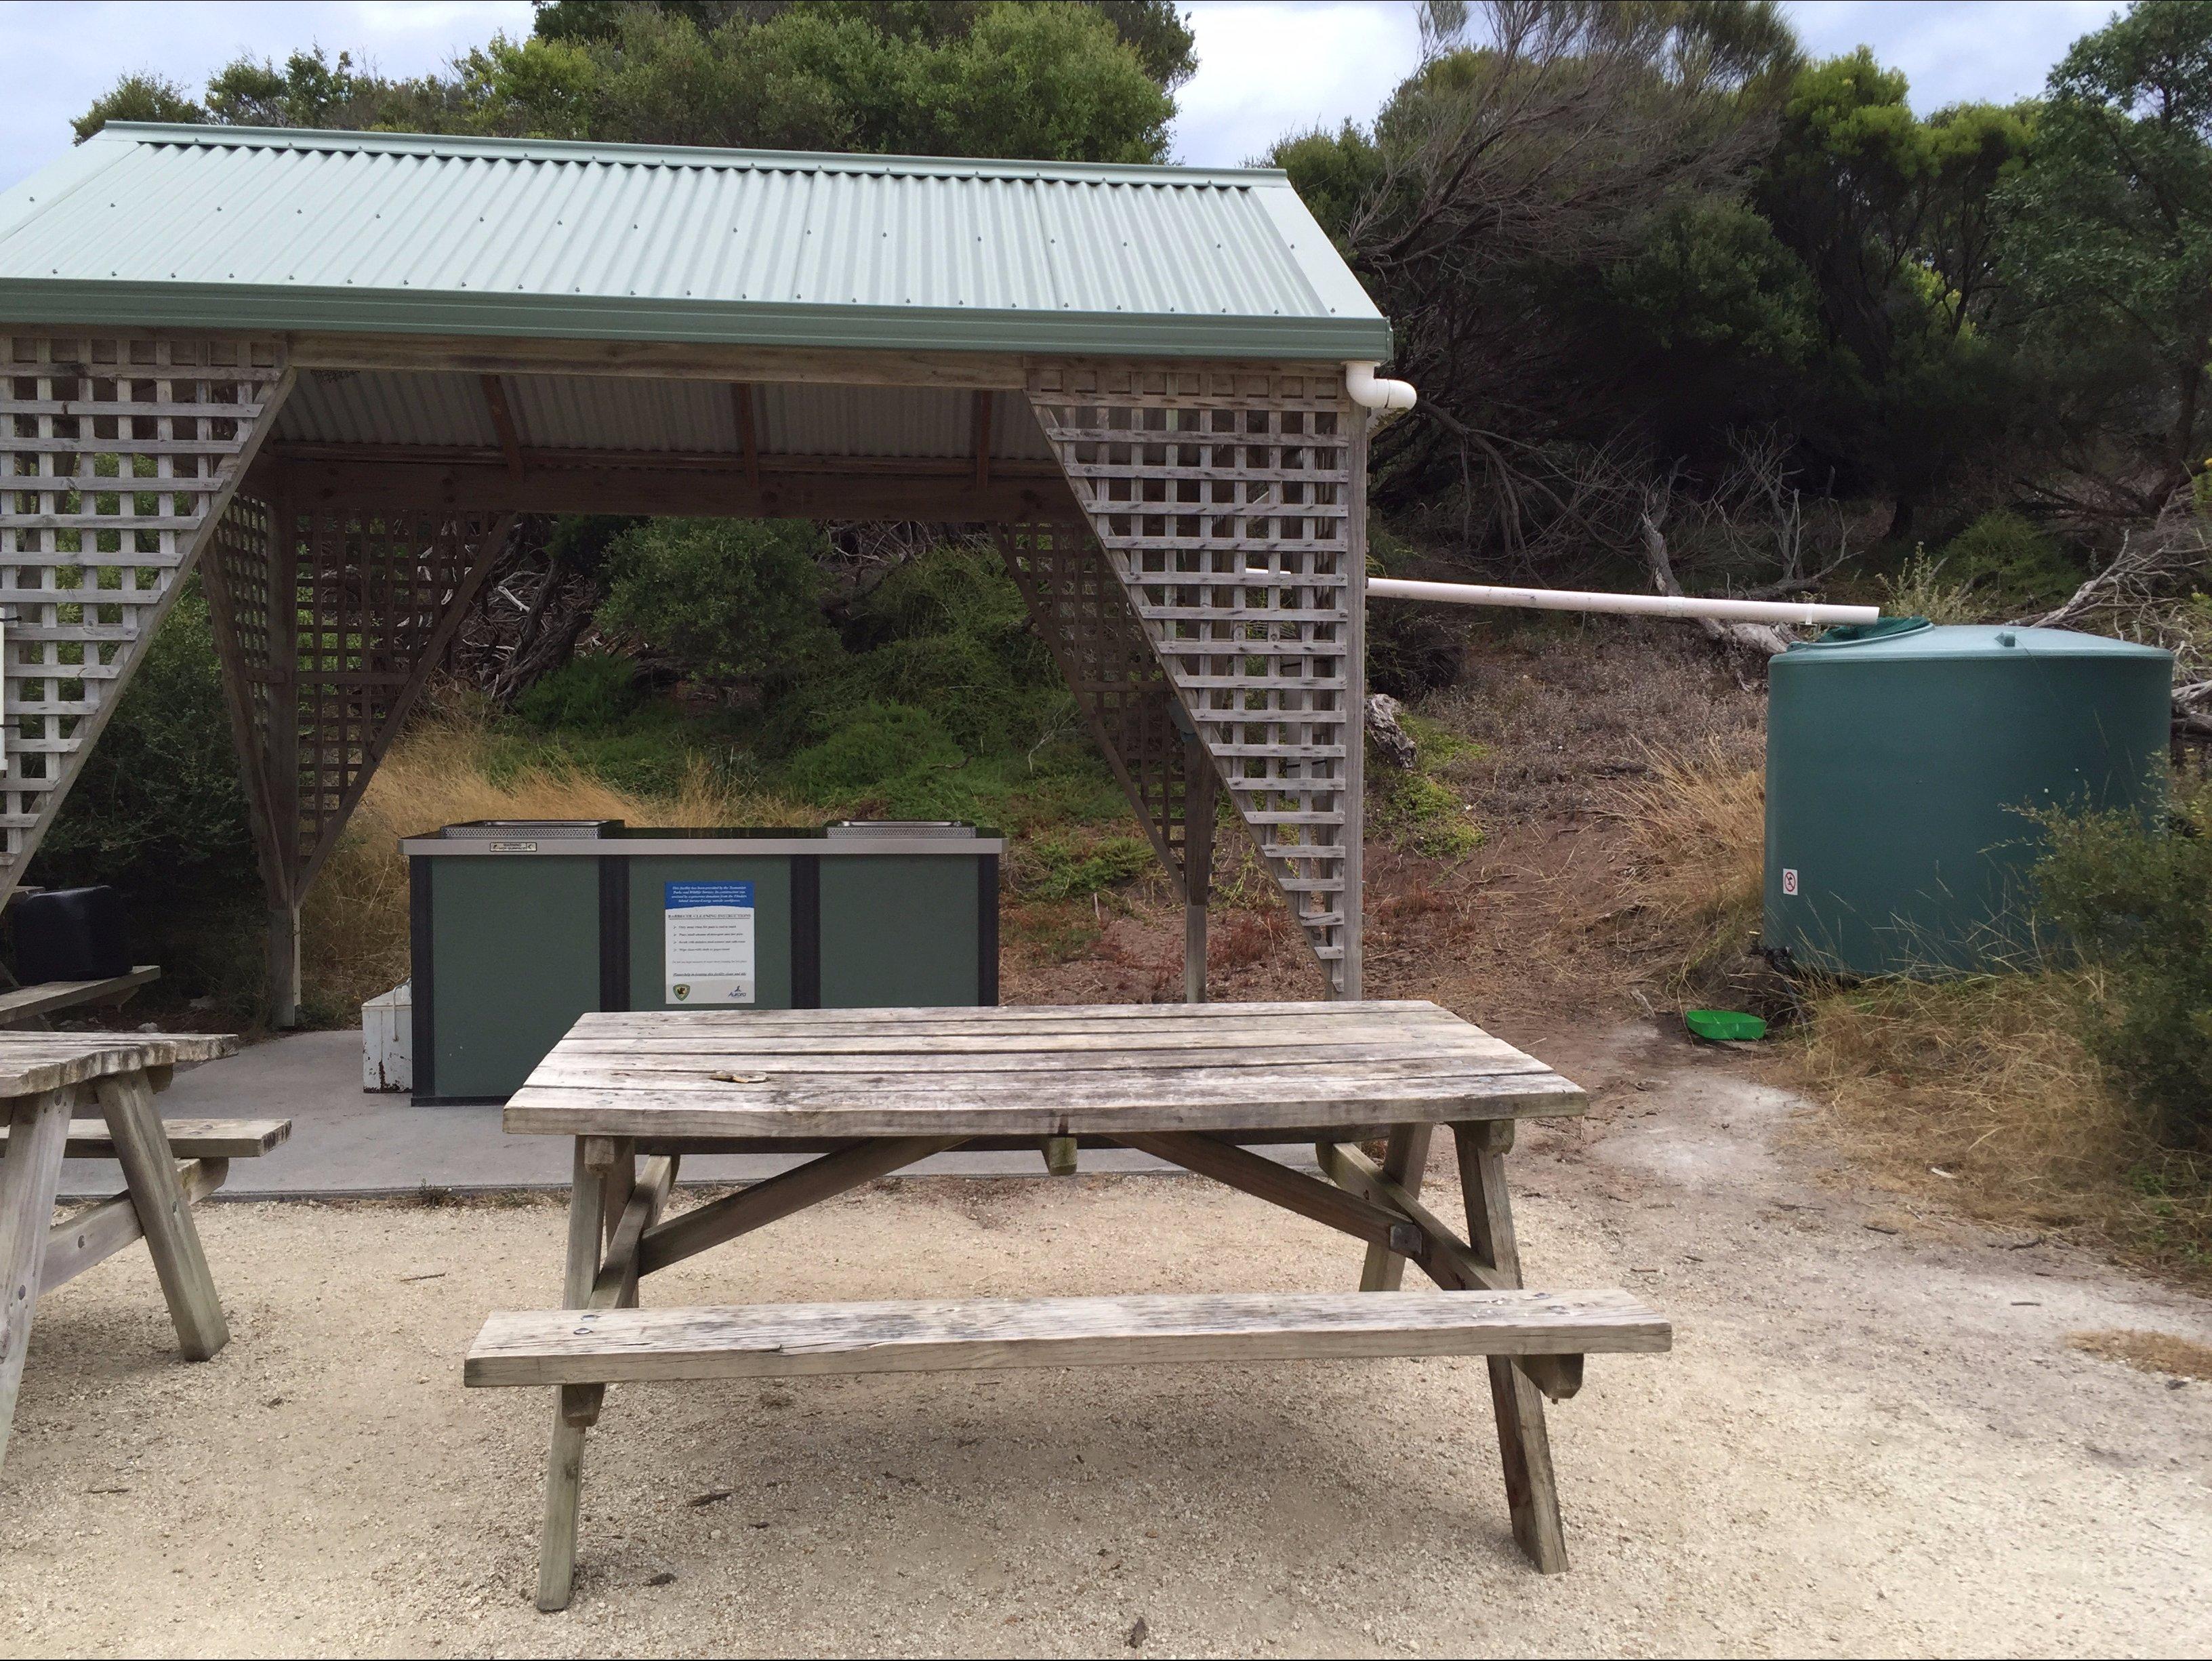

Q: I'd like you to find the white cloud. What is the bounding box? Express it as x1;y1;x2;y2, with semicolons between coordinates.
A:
1172;1;1425;166
0;1;531;192
1781;1;2117;108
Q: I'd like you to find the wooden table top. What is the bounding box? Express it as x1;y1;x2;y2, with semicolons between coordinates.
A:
504;1000;1584;1141
0;1030;237;1099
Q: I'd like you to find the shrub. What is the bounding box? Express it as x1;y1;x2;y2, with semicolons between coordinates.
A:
597;518;837;682
33;579;255;888
1021;834;1153;900
2033;780;2212;1151
1938;510;2081;615
779;701;970;817
514;651;641;731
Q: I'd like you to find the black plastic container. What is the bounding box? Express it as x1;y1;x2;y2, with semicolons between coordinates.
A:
14;885;132;983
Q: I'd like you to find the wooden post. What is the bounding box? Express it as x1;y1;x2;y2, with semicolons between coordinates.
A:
95;1068;228;1360
0;1089;71;1475
1453;1119;1569;1572
1358;1122;1431;1291
1340;403;1370;1001
1183;735;1215;1004
538;1136;609;1612
266;492;302;1028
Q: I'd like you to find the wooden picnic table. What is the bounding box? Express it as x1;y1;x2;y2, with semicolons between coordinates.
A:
469;1000;1670;1611
0;1029;289;1473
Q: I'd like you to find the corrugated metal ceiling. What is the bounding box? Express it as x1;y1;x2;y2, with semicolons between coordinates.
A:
276;371;1050;459
0;125;1389;359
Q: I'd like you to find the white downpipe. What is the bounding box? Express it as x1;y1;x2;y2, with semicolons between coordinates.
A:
1344;361;1417;411
1367;576;1878;628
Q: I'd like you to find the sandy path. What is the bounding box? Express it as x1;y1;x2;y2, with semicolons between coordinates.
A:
1;1026;2207;1658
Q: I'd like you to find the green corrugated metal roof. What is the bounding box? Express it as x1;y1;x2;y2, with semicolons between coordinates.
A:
0;125;1390;360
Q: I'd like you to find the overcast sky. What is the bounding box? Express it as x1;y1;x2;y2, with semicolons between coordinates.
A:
0;0;2124;193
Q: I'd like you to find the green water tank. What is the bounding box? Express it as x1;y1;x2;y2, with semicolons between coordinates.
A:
1763;619;2171;977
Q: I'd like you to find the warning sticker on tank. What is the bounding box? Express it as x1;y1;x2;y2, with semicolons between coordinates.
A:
1782;867;1799;897
665;881;756;1004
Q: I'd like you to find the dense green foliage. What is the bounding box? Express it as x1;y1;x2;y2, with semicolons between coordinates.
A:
76;1;1193;163
34;582;255;890
1275;0;2212;556
596;518;838;684
2036;781;2212;1151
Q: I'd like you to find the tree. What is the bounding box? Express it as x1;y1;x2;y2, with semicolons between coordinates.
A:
73;1;1193;163
1753;51;2035;533
1273;0;1803;558
2000;0;2212;503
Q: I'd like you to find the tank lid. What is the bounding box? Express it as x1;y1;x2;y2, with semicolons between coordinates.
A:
1785;620;2171;662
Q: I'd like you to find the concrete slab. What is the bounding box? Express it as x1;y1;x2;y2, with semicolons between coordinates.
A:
58;1031;1208;1200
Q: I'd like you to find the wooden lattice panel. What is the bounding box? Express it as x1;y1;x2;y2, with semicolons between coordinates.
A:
204;501;513;898
0;331;288;891
996;519;1192;893
1029;363;1359;989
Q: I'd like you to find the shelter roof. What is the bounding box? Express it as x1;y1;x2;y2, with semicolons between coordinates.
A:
0;125;1389;360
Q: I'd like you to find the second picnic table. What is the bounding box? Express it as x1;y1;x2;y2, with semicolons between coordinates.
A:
465;999;1670;1611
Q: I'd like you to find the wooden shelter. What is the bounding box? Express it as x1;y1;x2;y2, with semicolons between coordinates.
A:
0;125;1396;1020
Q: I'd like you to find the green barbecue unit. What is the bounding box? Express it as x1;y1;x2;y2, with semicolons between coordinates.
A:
405;821;1001;1103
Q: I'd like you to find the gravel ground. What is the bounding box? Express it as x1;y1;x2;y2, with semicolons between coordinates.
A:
1;1025;2207;1658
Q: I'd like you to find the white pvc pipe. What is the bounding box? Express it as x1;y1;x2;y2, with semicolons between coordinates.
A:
1344;361;1417;411
1366;575;1877;628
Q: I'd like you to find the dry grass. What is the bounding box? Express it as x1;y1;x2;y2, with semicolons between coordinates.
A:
1786;971;2212;1273
300;703;810;1019
1606;737;1766;994
1601;735;2212;1275
2066;1328;2212;1381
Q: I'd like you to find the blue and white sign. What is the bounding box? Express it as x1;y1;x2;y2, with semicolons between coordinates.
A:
663;881;756;1005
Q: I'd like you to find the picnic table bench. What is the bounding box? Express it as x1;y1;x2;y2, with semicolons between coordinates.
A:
466;1000;1670;1611
0;1029;289;1472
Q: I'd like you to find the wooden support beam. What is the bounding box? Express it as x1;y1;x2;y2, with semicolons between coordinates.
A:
635;1136;962;1277
1317;1138;1505;1293
480;375;525;476
590;1154;678;1311
971;390;993;489
261;456;1066;522
288;333;1036;389
1115;1131;1422;1256
41;1158;228;1294
732;384;761;488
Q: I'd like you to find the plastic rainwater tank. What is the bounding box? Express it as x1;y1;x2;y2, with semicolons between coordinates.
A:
1763;618;2171;977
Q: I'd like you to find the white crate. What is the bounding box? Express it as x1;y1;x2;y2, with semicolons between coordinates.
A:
363;982;411;1092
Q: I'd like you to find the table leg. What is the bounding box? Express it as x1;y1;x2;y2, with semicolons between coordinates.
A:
1358;1124;1433;1291
97;1067;228;1361
537;1136;610;1613
0;1089;73;1475
1452;1120;1568;1572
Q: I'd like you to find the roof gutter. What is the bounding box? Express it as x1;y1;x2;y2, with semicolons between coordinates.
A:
1345;361;1416;411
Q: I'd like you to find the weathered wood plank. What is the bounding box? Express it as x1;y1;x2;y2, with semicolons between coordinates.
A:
41;1158;228;1294
506;1071;1582;1140
466;1289;1671;1387
0;966;159;1026
0;1117;289;1161
1317;1139;1505;1294
538;1139;609;1614
96;1069;227;1360
0;1090;73;1474
636;1136;962;1276
0;1032;237;1098
1115;1132;1421;1255
564;999;1450;1030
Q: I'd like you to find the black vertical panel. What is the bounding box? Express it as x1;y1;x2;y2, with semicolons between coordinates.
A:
409;855;435;1101
790;854;821;1008
598;855;631;1010
977;853;1000;1006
